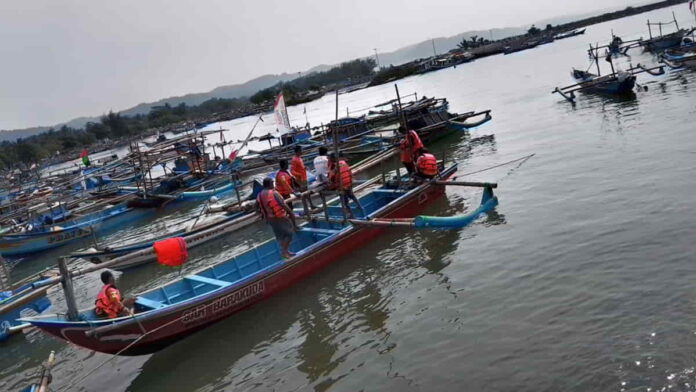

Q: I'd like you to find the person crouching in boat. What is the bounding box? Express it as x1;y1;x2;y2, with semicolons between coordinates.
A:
328;153;365;219
291;145;317;209
257;177;297;259
275;159;295;209
398;125;424;175
95;271;132;318
415;148;439;181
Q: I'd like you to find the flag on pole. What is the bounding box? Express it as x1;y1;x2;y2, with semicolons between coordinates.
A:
273;93;291;134
690;0;695;14
79;149;90;167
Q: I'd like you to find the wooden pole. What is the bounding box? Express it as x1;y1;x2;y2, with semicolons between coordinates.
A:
57;257;79;321
37;350;56;392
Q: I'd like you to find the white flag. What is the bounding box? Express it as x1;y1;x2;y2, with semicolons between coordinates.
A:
273;93;291;133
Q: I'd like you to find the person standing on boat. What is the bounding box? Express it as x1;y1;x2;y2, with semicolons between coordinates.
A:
415;148;439;180
398;126;424;174
276;159;295;209
291;145;317;209
328;153;365;219
257;178;297;259
95;271;131;318
312;146;330;186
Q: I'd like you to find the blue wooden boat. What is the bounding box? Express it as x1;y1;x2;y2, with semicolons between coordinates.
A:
70;209;249;268
21;163;499;355
0;203;139;257
0;276;53;340
570;69;636;94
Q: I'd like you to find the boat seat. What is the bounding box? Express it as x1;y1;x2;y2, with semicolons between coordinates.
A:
299;227;340;236
135;297;166;310
185;275;231;287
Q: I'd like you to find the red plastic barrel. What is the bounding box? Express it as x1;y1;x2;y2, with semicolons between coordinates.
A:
153;237;188;267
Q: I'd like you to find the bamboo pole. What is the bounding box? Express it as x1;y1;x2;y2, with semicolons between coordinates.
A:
57;257;79;321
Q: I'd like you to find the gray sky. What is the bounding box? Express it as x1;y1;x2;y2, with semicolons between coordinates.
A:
0;0;647;130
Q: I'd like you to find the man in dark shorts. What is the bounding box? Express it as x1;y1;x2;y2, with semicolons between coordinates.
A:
256;177;297;259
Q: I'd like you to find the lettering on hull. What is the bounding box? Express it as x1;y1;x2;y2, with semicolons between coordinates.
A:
182;280;265;325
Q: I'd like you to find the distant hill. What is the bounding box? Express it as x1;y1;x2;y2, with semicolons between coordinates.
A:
0;2;658;142
377;27;527;66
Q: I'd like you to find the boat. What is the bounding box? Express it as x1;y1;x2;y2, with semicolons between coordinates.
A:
553;43;664;103
503;40;539;55
0;202;140;256
570;69;636;94
70;209;251;269
21;163;499;355
19;351;55;392
0;271;54;340
639;15;693;52
554;28;586;40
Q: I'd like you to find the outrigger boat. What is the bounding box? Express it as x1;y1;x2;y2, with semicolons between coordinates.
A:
21;162;499;355
553;43;665;103
0;202;143;257
639;14;693;52
0;263;55;340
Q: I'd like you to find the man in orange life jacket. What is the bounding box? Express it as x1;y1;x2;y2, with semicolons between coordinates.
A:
290;145;317;209
328;153;365;219
95;271;131;318
275;159;295;209
398;125;424;175
415;148;439;180
257;177;297;259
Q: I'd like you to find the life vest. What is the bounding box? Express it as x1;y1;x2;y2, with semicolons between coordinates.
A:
399;130;424;163
329;160;352;190
275;170;294;196
290;156;307;183
417;153;438;176
94;284;123;319
257;189;286;219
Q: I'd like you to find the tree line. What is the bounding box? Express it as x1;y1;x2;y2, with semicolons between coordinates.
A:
1;58;378;170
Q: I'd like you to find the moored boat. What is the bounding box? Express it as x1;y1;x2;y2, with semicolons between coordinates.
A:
21;162;499;355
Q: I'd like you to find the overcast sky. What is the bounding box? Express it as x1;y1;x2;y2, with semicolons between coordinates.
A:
0;0;648;130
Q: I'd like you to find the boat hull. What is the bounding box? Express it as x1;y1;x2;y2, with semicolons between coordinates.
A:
27;172;457;355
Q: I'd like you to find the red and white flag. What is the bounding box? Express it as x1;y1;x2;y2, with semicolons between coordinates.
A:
273;93;291;133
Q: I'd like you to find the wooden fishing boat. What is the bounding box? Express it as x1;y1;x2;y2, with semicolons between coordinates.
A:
0;272;54;340
554;28;586;40
639;14;693;52
570;69;636;94
0;203;140;256
21;163;499;355
553;43;664;103
70;209;250;269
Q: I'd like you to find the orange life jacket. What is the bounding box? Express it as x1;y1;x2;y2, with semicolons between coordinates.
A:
257;189;286;219
329;160;352;190
275;170;294;196
290;155;307;183
399;130;424;163
95;284;123;319
417;153;438;176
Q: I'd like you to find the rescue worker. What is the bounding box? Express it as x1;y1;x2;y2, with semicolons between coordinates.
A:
398;125;424;174
257;177;297;259
415;148;439;180
95;271;131;318
328;153;365;219
290;145;317;209
275;159;295;209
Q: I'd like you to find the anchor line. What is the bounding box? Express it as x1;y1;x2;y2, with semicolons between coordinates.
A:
454;153;536;178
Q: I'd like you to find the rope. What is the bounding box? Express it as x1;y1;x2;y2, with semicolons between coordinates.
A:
456;153;535;178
